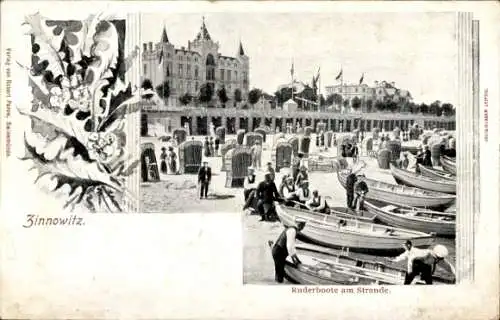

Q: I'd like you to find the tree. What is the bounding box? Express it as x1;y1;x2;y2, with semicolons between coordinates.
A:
155;81;170;99
420;103;429;114
234;88;243;103
441;103;454;116
275;87;293;106
248;88;262;105
141;79;154;100
366;99;374;112
429;100;441;116
351;96;362;110
387;100;399;112
217;87;229;108
343;99;350;109
199;83;214;105
179;93;193;106
375;100;385;111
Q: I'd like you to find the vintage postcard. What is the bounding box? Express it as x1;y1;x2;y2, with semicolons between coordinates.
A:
0;1;498;319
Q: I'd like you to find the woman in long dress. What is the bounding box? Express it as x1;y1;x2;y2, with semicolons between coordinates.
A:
204;136;210;157
160;147;168;174
168;147;177;174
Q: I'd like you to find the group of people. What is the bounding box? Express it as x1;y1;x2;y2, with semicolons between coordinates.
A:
203;136;220;157
344;168;369;211
160;146;178;175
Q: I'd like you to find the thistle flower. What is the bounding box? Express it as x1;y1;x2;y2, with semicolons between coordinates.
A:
87;132;120;164
49;85;71;111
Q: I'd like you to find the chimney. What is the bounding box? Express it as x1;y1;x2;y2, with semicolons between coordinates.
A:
149;42;153;51
143;43;148;52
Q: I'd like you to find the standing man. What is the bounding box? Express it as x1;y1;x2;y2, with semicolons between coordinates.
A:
353;174;369;211
392;241;455;285
271;218;306;283
345;169;358;210
291;153;304;183
197;160;212;199
255;172;281;221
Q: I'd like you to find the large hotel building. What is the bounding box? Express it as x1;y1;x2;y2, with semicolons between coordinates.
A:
142;18;249;107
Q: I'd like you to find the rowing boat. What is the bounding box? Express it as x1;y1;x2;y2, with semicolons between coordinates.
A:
440;156;456;175
283;203;377;223
337;170;456;209
276;204;435;255
269;242;455;285
390;164;456;194
364;199;456;237
418;164;456;181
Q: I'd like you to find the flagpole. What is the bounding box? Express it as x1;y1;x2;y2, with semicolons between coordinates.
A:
317;67;321;112
291;59;294;101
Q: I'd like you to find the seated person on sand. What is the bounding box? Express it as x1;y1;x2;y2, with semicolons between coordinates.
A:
305;190;330;214
281;176;299;206
242;167;258;212
295;180;312;207
295;166;309;188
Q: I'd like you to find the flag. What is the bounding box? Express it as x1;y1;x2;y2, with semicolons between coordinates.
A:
359;73;364;84
290;61;294;77
335;69;343;81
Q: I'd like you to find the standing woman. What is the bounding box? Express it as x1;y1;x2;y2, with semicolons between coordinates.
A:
214;136;220;157
209;137;215;157
168;146;177;174
204;136;210;157
160;147;168;174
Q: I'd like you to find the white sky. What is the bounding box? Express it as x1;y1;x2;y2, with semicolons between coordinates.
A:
141;12;457;105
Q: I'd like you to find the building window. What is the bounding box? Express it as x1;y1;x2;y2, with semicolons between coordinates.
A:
355;88;358;93
178;64;183;76
187;64;191;78
143;63;147;74
243;72;247;81
195;82;199;92
187;81;191;93
227;70;231;81
220;69;225;81
235;71;238;79
194;66;199;78
167;52;171;58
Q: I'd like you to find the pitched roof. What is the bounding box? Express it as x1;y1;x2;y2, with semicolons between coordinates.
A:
161;27;169;43
195;17;212;41
239;41;245;55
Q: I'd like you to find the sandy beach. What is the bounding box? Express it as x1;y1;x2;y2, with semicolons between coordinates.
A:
140;133;456;285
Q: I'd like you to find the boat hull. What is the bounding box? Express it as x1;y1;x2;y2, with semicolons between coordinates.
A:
337;170;455;209
440;156;456;175
418;164;455;181
364;200;456;237
391;165;456;194
277;204;435;255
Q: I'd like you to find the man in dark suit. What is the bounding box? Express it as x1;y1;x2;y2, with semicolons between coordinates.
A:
197;160;212;199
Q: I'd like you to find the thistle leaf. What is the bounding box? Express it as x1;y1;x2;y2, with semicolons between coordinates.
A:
23;133;123;193
17;104;90;147
24;13;65;77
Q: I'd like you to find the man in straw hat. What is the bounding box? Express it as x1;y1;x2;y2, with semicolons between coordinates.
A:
353;173;369;211
255;171;282;221
271;217;306;283
391;240;455;285
197;159;212;199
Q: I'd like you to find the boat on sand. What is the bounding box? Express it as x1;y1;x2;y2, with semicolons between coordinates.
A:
276;204;435;255
390;164;456;194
